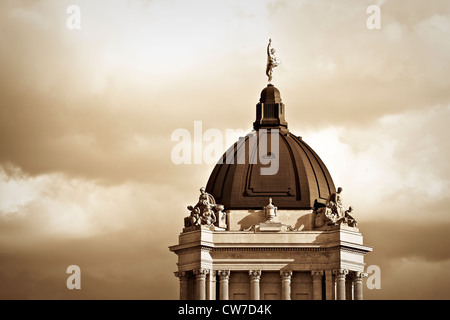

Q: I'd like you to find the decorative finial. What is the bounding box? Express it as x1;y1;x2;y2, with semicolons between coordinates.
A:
264;198;277;222
266;38;281;84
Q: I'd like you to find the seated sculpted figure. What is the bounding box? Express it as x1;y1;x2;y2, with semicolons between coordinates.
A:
185;187;224;228
314;187;358;228
344;206;358;227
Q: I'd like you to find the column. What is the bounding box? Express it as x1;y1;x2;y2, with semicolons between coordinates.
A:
207;270;216;300
218;270;230;300
333;268;348;300
280;271;293;300
325;270;334;300
249;270;261;300
353;272;367;300
193;268;209;300
311;270;323;300
174;271;189;300
346;274;354;300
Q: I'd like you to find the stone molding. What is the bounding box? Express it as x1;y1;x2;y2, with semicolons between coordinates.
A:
174;245;369;255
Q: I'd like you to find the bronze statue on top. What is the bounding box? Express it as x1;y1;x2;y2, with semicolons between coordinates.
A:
266;38;281;83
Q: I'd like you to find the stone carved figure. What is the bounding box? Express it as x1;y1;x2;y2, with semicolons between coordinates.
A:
344;206;358;227
314;206;331;228
326;187;344;219
314;187;358;228
185;187;226;228
266;38;280;83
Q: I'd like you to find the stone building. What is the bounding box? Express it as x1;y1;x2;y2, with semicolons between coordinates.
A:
169;83;372;300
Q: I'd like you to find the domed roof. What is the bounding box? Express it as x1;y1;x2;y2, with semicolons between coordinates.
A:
259;84;282;103
205;85;336;210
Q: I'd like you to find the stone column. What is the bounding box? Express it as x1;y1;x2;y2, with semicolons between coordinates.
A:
325;270;334;300
193;269;209;300
353;272;367;300
174;271;189;300
280;271;293;300
207;270;216;300
333;269;348;300
311;270;323;300
249;270;261;300
346;275;354;300
218;270;230;300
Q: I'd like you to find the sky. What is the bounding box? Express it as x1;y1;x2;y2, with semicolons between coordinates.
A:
0;0;449;299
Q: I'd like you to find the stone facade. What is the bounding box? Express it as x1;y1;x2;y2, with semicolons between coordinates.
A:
169;81;372;300
169;208;372;300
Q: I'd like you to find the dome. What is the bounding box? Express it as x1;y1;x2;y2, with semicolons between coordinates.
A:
259;84;282;103
205;85;336;210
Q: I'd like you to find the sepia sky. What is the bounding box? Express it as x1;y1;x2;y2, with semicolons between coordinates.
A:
0;0;449;299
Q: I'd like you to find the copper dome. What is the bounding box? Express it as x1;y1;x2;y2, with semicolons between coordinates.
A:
205;85;336;210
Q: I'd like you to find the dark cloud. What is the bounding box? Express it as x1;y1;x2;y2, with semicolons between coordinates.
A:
1;0;450;300
0;230;179;299
362;221;450;263
361;220;450;299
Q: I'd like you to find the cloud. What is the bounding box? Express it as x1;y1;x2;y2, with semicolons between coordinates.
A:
1;0;450;300
364;256;450;300
363;221;450;263
0;166;192;239
0;166;183;299
268;0;450;126
0;230;179;299
297;104;450;225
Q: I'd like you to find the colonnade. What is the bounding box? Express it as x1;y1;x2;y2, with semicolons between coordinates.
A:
175;269;366;300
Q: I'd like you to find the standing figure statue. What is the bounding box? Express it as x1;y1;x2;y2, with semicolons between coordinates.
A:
266;38;281;83
326;187;345;219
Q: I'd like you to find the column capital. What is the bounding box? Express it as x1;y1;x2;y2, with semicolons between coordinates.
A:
334;269;347;300
174;271;188;279
280;270;293;280
333;268;348;279
280;271;292;300
311;270;323;300
218;270;230;300
249;270;261;300
218;270;230;280
249;270;262;281
353;271;368;283
353;272;366;301
311;270;324;283
193;268;210;279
